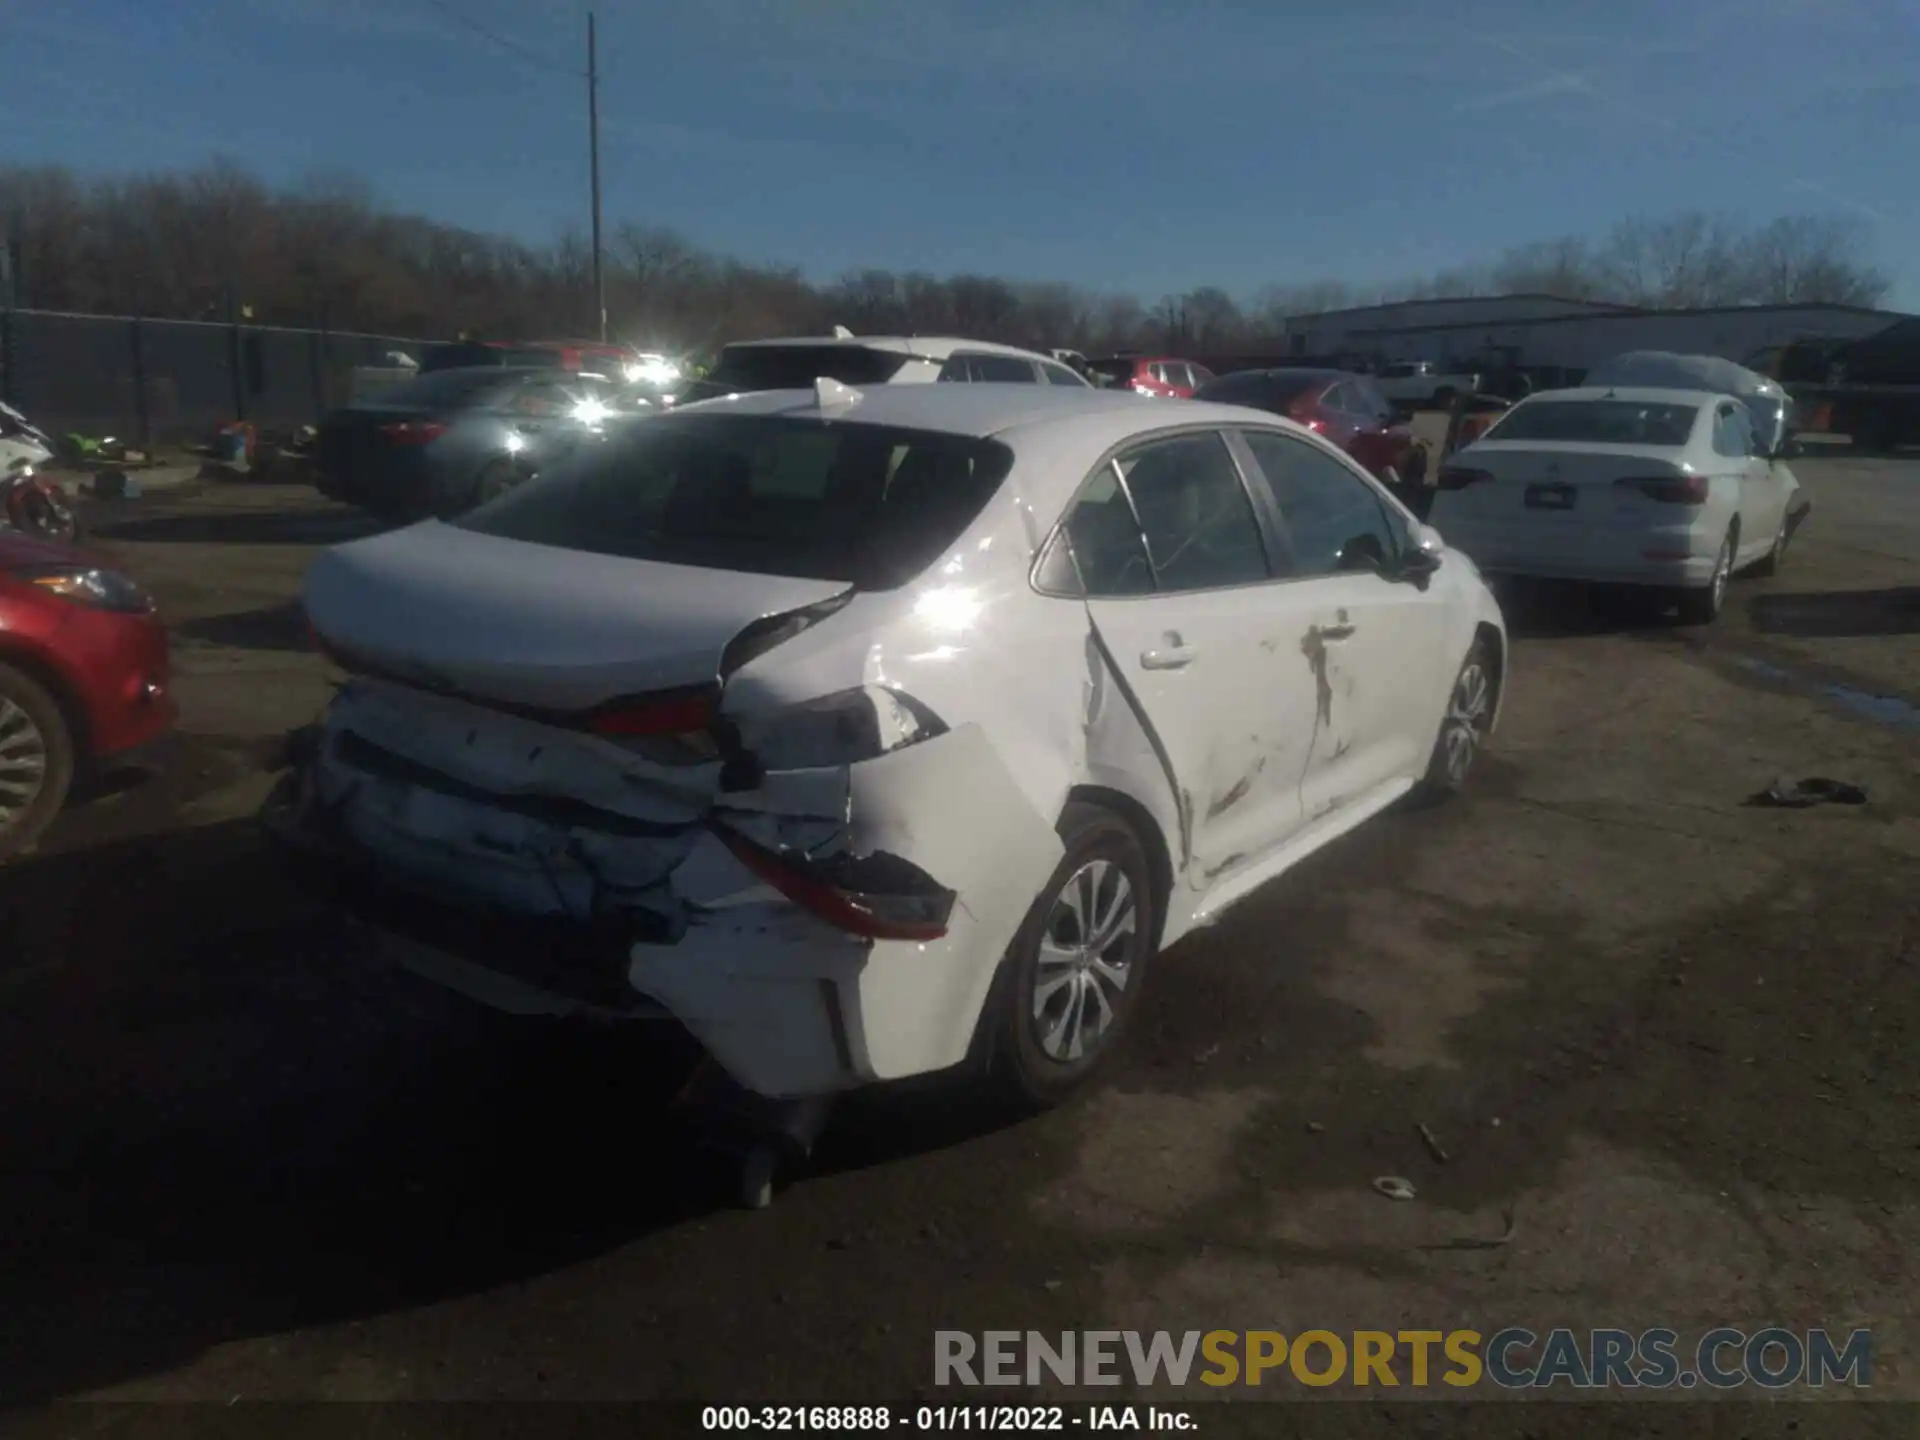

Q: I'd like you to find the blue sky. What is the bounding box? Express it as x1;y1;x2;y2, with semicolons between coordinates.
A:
6;0;1918;307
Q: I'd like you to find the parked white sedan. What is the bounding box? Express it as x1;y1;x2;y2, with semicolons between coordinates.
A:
270;382;1506;1118
1429;385;1810;624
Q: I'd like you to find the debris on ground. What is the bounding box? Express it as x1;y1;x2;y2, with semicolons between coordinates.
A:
1416;1122;1450;1164
1746;777;1868;808
1423;1206;1520;1251
1373;1176;1417;1202
1306;1120;1325;1134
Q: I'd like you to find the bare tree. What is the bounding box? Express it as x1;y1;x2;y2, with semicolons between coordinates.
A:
0;159;1896;359
1736;216;1890;307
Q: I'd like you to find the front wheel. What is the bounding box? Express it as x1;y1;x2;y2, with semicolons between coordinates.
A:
986;802;1158;1110
0;662;76;861
1415;639;1495;801
1677;527;1735;625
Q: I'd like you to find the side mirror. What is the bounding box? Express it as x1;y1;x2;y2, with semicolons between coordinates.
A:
1393;526;1444;587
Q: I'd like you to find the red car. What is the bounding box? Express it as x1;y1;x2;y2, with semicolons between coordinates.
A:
1194;367;1429;486
0;529;174;858
1087;355;1215;398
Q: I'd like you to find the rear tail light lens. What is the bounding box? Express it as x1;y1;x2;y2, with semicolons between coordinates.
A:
714;826;956;941
379;421;448;445
1437;467;1490;491
1615;474;1710;505
586;688;715;738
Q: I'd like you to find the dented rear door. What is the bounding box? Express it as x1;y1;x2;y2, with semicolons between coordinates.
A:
1069;433;1312;893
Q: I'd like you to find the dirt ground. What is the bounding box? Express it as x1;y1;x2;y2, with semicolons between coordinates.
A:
1;444;1916;1430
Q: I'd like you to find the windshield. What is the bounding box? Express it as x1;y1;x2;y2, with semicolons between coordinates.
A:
1485;398;1699;447
455;414;1014;589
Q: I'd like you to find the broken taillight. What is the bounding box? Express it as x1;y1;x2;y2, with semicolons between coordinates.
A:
1615;474;1711;505
586;689;715;737
714;826;956;942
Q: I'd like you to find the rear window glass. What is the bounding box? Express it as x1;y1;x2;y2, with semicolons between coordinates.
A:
1487;399;1699;447
455;415;1015;590
697;344;913;395
374;369;517;408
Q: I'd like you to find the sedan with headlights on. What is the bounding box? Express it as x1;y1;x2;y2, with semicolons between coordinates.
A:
314;366;650;521
0;529;174;858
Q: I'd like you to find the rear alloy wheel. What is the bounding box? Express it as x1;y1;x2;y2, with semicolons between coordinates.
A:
0;663;75;861
1416;639;1494;800
1677;527;1735;625
988;802;1157;1110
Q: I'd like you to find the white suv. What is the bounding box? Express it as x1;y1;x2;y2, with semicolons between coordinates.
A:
680;332;1092;403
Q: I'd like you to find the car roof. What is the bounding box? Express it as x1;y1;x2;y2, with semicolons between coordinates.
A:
1523;385;1730;406
670;380;1291;441
721;335;1058;364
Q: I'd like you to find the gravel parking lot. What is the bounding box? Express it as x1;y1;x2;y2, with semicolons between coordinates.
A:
1;445;1916;1419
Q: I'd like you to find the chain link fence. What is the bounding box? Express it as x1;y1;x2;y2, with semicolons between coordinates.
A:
0;307;431;449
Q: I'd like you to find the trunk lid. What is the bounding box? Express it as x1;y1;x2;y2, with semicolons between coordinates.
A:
1440;442;1694;519
304;520;854;713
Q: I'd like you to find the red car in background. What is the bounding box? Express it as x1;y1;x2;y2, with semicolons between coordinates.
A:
0;528;174;858
1087;355;1215;398
1194;367;1430;487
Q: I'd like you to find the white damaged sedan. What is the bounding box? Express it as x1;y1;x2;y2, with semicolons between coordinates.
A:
270;380;1507;1114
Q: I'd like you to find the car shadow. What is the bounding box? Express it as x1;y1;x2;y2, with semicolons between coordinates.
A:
173;600;314;654
0;816;1017;1404
92;509;389;547
1747;587;1920;639
1492;577;1679;640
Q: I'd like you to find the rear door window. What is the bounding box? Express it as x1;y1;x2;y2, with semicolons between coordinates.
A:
1115;431;1271;591
1051;464;1156;597
1712;404;1755;457
968;353;1041;383
1040;362;1089;386
456;415;1014;589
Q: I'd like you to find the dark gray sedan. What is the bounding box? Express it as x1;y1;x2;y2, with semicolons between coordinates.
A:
315;367;649;519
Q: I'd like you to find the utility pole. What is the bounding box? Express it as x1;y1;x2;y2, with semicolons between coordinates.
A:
587;10;606;341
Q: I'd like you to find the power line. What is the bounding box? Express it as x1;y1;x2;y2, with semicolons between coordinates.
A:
419;0;586;78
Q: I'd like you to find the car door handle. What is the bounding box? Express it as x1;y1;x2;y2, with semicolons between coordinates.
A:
1319;623;1356;641
1140;645;1197;670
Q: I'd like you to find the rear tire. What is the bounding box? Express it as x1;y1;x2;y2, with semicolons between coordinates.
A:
1677;526;1735;625
1750;515;1790;577
0;662;76;862
985;802;1159;1111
